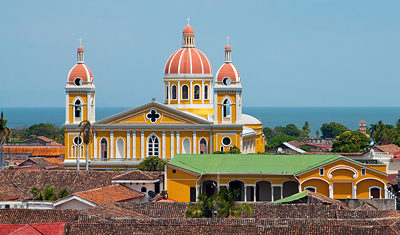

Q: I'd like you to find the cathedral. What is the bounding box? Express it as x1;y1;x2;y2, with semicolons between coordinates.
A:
63;23;265;170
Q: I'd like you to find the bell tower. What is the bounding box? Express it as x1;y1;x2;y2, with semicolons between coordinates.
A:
65;43;96;124
214;40;242;124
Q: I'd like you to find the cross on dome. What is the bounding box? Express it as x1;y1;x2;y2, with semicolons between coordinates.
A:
187;18;190;26
78;37;83;45
226;36;230;45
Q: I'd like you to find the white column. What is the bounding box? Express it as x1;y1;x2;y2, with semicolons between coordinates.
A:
168;81;171;104
214;92;218;123
162;131;166;159
93;94;96;121
170;131;174;158
65;92;69;124
177;131;180;154
201;80;204;104
253;186;256;202
353;186;357;199
87;93;91;121
384;185;388;199
235;91;239;123
127;131;130;159
329;185;333;198
271;187;274;202
210;131;213;153
280;186;283;199
210;81;214;103
244;185;247;202
141;131;144;158
190;80;193;104
110;131;114;159
132;131;136;159
177;80;181;105
94;131;97;159
193;131;197;154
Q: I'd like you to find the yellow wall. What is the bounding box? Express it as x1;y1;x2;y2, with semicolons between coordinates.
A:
301;179;329;197
166;166;198;202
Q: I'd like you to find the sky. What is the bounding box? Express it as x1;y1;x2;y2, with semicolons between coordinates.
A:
1;0;400;108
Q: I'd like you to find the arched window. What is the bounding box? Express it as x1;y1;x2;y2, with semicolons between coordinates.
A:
116;138;125;159
100;138;108;160
194;85;200;100
204;85;208;100
370;187;381;199
141;187;147;193
182;137;191;154
74;100;82;119
166;85;169;100
171;85;177;100
147;134;159;157
72;136;83;159
182;85;189;100
199;138;207;154
223;99;231;117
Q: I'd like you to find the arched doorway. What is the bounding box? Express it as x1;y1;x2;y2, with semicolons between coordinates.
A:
283;181;299;198
256;181;272;202
199;138;207;154
100;138;107;160
229;181;244;201
116;138;125;158
202;180;217;197
182;138;191;154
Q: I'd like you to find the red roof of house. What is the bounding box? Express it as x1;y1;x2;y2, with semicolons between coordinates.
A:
375;144;400;155
2;146;64;157
0;222;67;235
359;120;367;124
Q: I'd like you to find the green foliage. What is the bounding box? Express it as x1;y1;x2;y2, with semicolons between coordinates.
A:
320;122;348;138
332;131;371;153
393;139;400;147
315;130;320;138
228;146;241;154
302;121;311;135
30;185;69;201
19;123;64;145
185;193;215;218
215;187;253;218
213;151;225;154
299;146;311;152
370;121;398;145
263;127;273;139
0;112;12;146
137;156;167;171
265;134;303;150
111;168;122;171
7;166;14;170
284;124;300;137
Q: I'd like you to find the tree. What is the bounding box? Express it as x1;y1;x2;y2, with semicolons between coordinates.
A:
299;146;311;152
79;120;95;171
370;121;397;145
30;185;69;201
315;130;320;138
265;134;302;150
263;127;273;140
283;124;300;137
215;187;253;218
137;156;167;171
302;121;311;135
0;112;12;171
185;193;215;218
332;131;371;153
21;123;64;144
228;146;241;154
320;122;348;138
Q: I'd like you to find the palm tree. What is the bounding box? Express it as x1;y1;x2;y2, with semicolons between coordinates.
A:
215;187;253;218
0;112;12;171
185;193;215;218
79;120;95;171
30;185;69;201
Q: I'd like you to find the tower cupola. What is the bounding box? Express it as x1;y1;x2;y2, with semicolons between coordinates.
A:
77;44;84;64
225;37;232;62
182;18;195;48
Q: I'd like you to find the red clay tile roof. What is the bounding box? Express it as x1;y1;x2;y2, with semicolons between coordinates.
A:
287;140;301;147
359;120;367;124
82;203;148;219
3;146;64;157
0;222;67;235
0;173;30;200
72;184;144;206
112;170;159;181
375;144;400;154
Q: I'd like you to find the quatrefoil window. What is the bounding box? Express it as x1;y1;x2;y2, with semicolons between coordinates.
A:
146;109;160;123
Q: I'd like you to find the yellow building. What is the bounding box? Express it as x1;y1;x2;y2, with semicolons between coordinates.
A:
63;23;264;170
165;154;388;202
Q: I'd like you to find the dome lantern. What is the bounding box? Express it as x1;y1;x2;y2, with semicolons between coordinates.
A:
225;36;231;62
182;18;195;48
77;38;84;64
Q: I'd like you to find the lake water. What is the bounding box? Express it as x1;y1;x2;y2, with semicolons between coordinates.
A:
2;107;400;137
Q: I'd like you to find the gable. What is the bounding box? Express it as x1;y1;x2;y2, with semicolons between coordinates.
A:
95;101;211;125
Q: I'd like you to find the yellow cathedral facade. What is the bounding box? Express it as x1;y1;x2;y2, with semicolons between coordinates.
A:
63;23;265;170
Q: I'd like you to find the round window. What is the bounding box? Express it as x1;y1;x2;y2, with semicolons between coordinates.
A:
74;78;83;86
73;136;83;145
222;77;231;86
222;137;231;146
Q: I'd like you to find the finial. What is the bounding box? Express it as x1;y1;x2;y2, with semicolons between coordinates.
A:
187;18;190;26
226;36;230;45
78;37;83;45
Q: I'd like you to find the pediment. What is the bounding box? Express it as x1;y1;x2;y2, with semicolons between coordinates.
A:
95;101;211;125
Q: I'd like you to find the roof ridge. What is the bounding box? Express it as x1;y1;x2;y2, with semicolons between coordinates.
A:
0;171;31;199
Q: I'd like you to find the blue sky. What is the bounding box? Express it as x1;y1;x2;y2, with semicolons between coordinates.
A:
1;1;400;107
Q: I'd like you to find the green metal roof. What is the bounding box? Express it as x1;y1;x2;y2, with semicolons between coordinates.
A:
271;190;308;204
167;154;387;176
168;154;346;175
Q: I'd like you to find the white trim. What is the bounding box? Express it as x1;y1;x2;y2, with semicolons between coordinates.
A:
141;131;144;158
177;48;186;74
167;48;182;74
99;137;109;159
147;133;160;158
189;47;192;74
127;132;130;159
193;84;201;100
229;63;239;81
181;84;189;100
198;137;208;154
67;64;78;81
369;186;382;199
182;137;191;154
319;168;325;176
193;48;204;74
132;132;136;159
110;131;114;159
356;177;386;187
300;177;330;187
116;137;125;159
162;131;166;159
171;84;177;100
112;180;159;184
221;136;232;147
54;195;97;207
304;186;317;193
361;168;366;176
327;165;358;179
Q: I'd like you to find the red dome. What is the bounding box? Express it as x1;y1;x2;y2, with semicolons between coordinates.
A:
225;45;231;50
68;63;93;82
183;25;194;34
165;48;212;74
216;63;240;82
77;46;84;51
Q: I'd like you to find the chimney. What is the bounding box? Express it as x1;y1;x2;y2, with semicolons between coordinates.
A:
359;120;367;134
